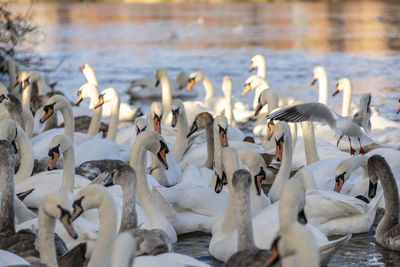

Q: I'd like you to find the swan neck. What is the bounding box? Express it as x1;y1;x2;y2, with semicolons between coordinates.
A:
224;89;234;125
172;109;189;162
161;74;172;119
202;75;215;101
380;167;400;223
21;84;31;109
301;122;320;165
87;89;102;137
318;74;328;105
267;91;279;114
257;61;266;79
0;151;15;235
119;179;137;232
88;192;118;267
61;146;75;194
60;104;74;143
236;184;255;250
14;126;34;183
107;93;119;141
342;83;352;117
38;209;58;267
204;123;214;169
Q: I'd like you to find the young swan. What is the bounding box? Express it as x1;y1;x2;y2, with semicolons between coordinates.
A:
368;155;400;251
71;184;118;267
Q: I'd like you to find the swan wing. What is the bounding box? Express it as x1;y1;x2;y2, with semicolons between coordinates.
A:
352;93;372;133
268;103;338;129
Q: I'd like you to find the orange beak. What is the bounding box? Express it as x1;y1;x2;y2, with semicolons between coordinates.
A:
241;83;252;96
75;91;83;105
334;178;344;193
396;106;400;114
60;213;78;239
186;79;195;91
332;87;340;97
255;101;263;116
275;141;283;162
79;66;84;71
48;152;59;170
219;130;228;147
154;117;162;134
264;245;279;267
158;148;169;170
267;124;274;141
311;77;317;86
94;95;104;109
40;107;53;123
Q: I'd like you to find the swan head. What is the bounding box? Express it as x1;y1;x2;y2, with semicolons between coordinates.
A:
367;155;392;199
48;135;72;170
41;193;78;239
80;63;95;79
279;179;307;225
332;78;351;97
176;71;189;90
171;99;184;128
76;83;98;107
112;165;136;188
214;115;229;148
272;122;290;162
148;102;163;134
135;131;169;170
95;87;118;109
15;71;30;91
135;117;149;136
242;75;268;96
232;169;251;193
40;95;70;123
186;71;204;91
155;68;168;87
255;89;277;116
71;184;110;221
187;112;213;138
311;66;326;85
266;224;318;267
0;119;18;154
238;150;268;196
249;54;265;72
334;155;366;193
221;76;232;94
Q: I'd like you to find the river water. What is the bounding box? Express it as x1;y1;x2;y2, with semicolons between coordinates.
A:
7;1;400;266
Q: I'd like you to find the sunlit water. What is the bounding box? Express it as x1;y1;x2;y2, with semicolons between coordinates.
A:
6;1;400;266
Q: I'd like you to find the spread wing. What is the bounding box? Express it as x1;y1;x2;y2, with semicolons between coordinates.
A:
267;103;338;129
353;93;372;133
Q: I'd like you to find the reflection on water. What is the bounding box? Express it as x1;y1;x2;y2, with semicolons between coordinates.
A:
6;2;400;266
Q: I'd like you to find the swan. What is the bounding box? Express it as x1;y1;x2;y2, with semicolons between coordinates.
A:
332;78;353;117
311;66;329;105
368;155;400;251
0;140;72;262
80;63;141;121
170;99;190;162
95;87;120;141
112;165;173;255
242;75;270;110
129;131;178;243
248;54;266;79
226;170;319;267
126;69;197;100
0;57;20;90
268;93;372;155
15;70;47;110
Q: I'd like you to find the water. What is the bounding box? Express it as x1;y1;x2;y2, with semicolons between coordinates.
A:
7;1;400;266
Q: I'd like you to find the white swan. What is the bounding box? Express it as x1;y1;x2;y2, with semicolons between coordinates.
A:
170;99;189;162
80;63;141;121
248;54;266;79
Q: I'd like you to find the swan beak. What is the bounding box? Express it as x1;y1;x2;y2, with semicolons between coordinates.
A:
155;79;160;87
154;117;162;134
171;109;179;128
298;208;308;224
242;83;252;96
219;128;229;147
396;106;400;114
187;121;198;138
332;87;340;97
214;173;224;193
94;94;104;109
75;91;83;106
267;122;275;141
157;148;169;170
311;77;317;86
254;100;263;116
21;80;29;91
48;152;59;170
40;107;54;123
368;180;378;199
186;78;195;91
264;240;280;267
334;176;344;193
79;65;84;71
249;62;255;72
12;138;18;154
255;175;264;196
60;213;78;239
275;139;284;162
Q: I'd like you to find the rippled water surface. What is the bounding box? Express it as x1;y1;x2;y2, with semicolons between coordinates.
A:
7;1;400;266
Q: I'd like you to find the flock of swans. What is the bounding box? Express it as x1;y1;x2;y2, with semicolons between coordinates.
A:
0;53;400;267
